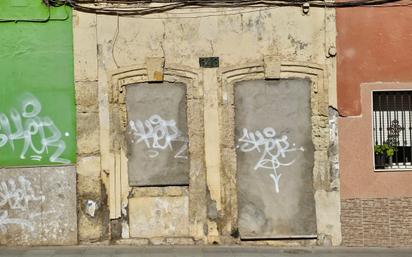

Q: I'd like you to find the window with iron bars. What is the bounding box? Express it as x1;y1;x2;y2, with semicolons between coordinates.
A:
373;91;412;170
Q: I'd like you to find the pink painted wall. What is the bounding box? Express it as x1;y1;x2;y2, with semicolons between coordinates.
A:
339;83;412;199
337;7;412;117
337;5;412;199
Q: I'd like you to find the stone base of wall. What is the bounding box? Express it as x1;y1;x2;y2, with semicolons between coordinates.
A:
0;166;77;246
341;198;412;247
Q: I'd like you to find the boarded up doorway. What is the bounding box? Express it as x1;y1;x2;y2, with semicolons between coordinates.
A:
125;82;189;186
235;79;317;239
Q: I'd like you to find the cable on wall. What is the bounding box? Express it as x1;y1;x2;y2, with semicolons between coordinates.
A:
45;0;411;16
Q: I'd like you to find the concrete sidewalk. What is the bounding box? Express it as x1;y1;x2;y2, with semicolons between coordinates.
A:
0;246;411;257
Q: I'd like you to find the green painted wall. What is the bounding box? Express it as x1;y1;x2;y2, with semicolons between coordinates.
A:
0;0;76;167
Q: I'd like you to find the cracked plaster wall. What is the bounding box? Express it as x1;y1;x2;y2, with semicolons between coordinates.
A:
73;5;340;246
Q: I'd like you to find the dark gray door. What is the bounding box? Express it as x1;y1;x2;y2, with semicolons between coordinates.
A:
125;82;189;186
235;79;316;239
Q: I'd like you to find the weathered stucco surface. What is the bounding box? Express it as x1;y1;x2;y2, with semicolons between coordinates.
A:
235;79;316;238
125;82;189;186
73;5;339;246
129;196;189;238
0;166;77;246
337;7;412;116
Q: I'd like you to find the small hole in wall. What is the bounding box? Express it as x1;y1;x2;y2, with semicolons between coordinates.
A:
230;228;240;238
212;241;219;245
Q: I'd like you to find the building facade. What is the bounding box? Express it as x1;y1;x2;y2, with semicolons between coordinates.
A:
73;2;339;246
337;4;412;247
1;0;410;248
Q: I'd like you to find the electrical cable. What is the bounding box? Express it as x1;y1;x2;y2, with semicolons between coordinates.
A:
46;0;411;16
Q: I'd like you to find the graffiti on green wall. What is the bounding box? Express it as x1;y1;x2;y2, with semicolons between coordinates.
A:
0;93;72;164
0;1;76;167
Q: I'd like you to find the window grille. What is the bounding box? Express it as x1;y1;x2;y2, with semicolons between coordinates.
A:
373;91;412;170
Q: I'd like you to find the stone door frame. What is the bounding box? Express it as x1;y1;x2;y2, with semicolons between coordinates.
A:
105;63;207;240
101;58;341;245
218;59;338;244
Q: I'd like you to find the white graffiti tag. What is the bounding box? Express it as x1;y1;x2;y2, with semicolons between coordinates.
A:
0;93;69;164
237;127;304;193
0;176;45;211
128;115;188;159
0;176;45;232
0;210;34;232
